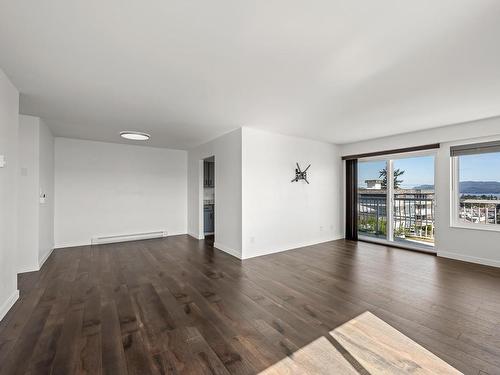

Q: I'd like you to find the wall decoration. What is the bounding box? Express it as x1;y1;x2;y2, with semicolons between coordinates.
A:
291;163;310;184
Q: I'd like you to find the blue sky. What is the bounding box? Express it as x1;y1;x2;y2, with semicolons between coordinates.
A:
358;152;500;189
358;156;435;189
459;152;500;182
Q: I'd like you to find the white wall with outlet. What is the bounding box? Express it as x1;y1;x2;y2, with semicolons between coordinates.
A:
18;115;55;272
188;129;242;257
0;68;20;320
54;138;188;248
340;116;500;267
37;118;55;266
241;128;343;259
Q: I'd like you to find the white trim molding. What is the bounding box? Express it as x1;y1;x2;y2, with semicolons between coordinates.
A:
39;247;54;270
438;251;500;268
214;242;242;259
91;230;168;245
16;264;40;274
242;234;345;260
0;290;19;322
188;231;204;240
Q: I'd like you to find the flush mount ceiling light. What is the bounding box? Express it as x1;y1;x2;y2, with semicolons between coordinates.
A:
120;131;151;141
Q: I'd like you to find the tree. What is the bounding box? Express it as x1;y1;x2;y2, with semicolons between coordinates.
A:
379;168;405;189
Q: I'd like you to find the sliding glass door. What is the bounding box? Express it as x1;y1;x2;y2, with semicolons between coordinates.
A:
392;155;435;247
357;153;435;249
357;160;388;239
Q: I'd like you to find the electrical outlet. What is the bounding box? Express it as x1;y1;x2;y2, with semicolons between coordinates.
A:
0;155;5;168
320;226;324;232
250;236;255;244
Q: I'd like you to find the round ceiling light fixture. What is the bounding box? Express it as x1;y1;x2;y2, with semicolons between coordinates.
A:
120;131;151;141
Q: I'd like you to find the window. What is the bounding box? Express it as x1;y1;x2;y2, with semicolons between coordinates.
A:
451;141;500;229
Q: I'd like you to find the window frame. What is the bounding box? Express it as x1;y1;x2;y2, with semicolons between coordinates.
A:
450;149;500;233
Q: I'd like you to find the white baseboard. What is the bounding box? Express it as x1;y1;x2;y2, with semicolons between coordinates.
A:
55;232;187;249
188;231;204;240
54;241;91;249
0;290;19;322
438;251;500;268
16;247;55;276
214;242;242;259
16;264;40;274
91;230;167;245
39;247;54;270
242;234;345;260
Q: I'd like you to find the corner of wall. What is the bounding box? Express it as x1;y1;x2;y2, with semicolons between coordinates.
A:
214;241;242;259
0;290;19;322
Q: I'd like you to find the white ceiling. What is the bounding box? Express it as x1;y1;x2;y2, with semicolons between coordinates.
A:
1;0;499;149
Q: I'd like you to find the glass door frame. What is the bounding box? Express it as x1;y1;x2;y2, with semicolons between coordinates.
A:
357;149;437;253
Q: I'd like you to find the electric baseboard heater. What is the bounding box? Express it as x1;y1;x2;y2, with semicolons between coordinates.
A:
91;230;168;245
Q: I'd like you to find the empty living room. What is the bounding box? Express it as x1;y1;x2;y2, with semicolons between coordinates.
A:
1;1;500;374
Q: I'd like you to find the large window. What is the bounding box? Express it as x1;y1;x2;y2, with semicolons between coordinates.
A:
452;141;500;228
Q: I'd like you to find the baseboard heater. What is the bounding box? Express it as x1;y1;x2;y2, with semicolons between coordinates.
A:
91;230;168;245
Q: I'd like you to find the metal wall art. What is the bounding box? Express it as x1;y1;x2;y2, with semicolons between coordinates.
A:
291;163;310;184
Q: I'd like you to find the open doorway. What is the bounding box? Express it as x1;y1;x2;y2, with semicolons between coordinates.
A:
202;156;215;246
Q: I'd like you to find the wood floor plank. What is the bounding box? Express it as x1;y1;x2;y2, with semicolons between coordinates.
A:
50;308;84;375
100;302;128;375
0;304;52;375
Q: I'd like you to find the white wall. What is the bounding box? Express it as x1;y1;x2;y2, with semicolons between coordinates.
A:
18;116;39;272
188;129;242;257
340;116;500;267
0;68;19;320
18;115;55;272
242;128;343;259
55;138;187;247
38;119;55;265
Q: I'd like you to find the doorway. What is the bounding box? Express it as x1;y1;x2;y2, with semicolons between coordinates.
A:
202;156;215;246
357;152;436;251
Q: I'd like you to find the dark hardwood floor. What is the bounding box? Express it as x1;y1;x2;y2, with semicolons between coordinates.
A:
1;235;500;374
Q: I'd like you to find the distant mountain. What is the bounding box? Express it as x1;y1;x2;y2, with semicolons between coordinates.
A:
413;184;434;190
460;181;500;194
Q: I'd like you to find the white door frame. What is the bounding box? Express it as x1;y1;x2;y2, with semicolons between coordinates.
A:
198;156;216;240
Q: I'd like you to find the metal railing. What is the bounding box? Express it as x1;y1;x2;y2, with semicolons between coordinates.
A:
358;191;435;243
358;193;387;237
459;200;500;225
358;192;500;243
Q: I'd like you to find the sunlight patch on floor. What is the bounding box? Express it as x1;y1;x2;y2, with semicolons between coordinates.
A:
259;311;462;374
258;336;360;375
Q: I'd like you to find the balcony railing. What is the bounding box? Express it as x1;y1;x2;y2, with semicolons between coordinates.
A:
459;199;500;225
358;190;435;244
358;191;500;244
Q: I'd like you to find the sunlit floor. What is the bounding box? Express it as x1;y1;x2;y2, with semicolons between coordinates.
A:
260;311;460;374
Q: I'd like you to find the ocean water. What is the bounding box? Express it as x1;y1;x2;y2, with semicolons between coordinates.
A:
460;193;500;198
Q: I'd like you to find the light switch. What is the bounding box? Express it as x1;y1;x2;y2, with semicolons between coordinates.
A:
0;155;5;168
40;190;47;204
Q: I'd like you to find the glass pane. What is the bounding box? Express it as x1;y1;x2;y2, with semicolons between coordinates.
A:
458;152;500;226
358;160;387;239
392;156;435;247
